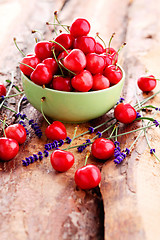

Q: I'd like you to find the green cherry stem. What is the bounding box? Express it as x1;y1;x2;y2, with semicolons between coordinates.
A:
46;22;70;28
52;48;64;76
112;42;126;65
84;152;90;166
108;32;115;54
40;97;51;125
31;30;44;41
58;60;76;76
18;62;35;71
96;32;107;49
54;11;70;33
51;40;69;54
13;38;26;57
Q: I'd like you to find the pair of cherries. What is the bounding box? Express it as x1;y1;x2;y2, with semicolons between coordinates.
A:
19;17;122;93
0;124;27;161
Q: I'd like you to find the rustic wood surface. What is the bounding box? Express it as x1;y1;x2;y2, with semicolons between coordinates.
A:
0;0;160;239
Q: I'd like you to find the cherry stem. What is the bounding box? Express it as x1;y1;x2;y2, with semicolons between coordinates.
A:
31;29;44;41
0;71;14;110
112;42;126;65
52;48;64;76
2;118;7;138
54;11;70;33
58;60;76;76
1;91;25;100
66;126;78;150
108;32;115;54
96;32;107;49
18;62;35;71
40;98;51;125
13;38;26;57
84;152;90;166
46;22;70;27
51;40;69;54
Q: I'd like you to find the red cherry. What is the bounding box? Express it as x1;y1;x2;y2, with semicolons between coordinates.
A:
0;138;19;161
45;121;67;140
100;51;118;67
42;58;58;75
137;75;157;92
5;124;27;144
34;41;53;60
95;41;105;54
0;84;6;96
103;65;122;85
53;33;73;53
63;49;86;73
50;149;74;172
20;55;41;76
57;49;72;62
52;76;72;92
74;164;101;190
30;63;52;86
85;53;106;75
114;103;137;124
73;36;96;55
92;74;110;91
71;70;93;92
70;18;90;38
91;138;115;160
106;47;117;55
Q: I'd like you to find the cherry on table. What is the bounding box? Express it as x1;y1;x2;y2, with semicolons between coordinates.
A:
0;137;19;161
73;36;96;55
92;74;110;91
30;63;53;86
74;164;101;190
91;138;115;160
137;75;157;92
71;70;93;92
45;121;67;141
114;103;137;124
20;55;41;77
34;41;53;60
50;149;74;172
85;53;106;75
5;124;27;145
0;84;6;97
70;18;90;38
63;49;86;73
52;76;72;92
103;65;122;85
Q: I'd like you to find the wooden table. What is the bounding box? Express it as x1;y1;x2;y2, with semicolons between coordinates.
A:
0;0;160;239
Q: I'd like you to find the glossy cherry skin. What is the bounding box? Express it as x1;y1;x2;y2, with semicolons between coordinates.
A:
71;70;93;92
92;74;110;91
70;18;90;38
57;49;72;62
114;103;137;124
86;53;106;75
100;51;118;67
63;49;86;73
137;75;156;92
34;41;53;60
20;55;41;76
50;149;74;172
74;164;101;190
73;36;96;55
5;124;27;144
95;42;105;54
42;58;58;75
52;76;72;92
91;138;115;160
53;33;73;53
0;84;6;96
0;138;19;161
45;121;67;140
103;65;122;85
30;63;52;86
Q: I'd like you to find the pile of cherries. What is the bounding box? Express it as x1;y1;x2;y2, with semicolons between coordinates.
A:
20;18;123;92
0;17;158;190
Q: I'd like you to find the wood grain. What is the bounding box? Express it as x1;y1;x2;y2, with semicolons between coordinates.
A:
0;0;160;239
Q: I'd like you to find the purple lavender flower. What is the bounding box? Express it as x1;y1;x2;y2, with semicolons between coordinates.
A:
153;120;159;127
77;139;91;152
136;112;141;118
150;148;155;154
88;127;94;133
96;131;102;138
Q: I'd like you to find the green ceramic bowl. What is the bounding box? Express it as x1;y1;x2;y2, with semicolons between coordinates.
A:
21;65;125;122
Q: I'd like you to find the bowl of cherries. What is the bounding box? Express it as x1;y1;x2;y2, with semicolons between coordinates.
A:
21;17;125;122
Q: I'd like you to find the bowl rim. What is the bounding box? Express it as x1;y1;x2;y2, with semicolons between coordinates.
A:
21;64;125;95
